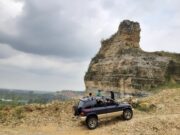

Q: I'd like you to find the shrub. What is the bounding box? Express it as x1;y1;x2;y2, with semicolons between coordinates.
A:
13;107;25;119
133;101;156;112
0;111;7;123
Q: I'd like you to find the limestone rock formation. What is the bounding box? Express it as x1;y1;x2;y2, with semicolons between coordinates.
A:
84;20;180;93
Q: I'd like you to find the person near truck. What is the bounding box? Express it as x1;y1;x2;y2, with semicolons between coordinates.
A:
110;91;115;100
89;92;92;97
96;90;102;97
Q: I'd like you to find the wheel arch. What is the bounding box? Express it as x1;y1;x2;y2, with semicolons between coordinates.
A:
123;106;133;111
87;113;98;118
86;113;98;120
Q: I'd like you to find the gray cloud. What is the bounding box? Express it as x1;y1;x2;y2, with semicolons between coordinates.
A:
1;0;178;60
1;0;180;61
0;65;85;91
0;43;19;58
0;0;180;91
0;0;102;59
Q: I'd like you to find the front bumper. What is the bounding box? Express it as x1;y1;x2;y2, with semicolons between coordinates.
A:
74;116;86;122
79;116;86;121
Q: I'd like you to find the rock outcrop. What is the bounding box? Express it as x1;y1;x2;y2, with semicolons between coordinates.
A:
85;20;180;93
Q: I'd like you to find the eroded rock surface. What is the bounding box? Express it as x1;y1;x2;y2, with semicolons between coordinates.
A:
85;20;180;93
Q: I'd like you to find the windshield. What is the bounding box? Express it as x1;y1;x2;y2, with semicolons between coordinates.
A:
78;101;84;108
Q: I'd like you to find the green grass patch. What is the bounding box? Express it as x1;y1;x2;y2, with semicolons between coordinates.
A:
149;82;180;94
133;101;156;112
0;101;24;110
12;107;25;120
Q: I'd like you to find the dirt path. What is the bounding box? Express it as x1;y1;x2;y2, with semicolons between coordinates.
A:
0;113;179;135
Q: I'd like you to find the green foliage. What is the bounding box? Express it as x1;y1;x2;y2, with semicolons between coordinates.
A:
165;60;176;81
13;107;25;119
150;82;180;93
0;89;67;106
133;101;156;112
155;51;180;62
0;111;7;123
0;100;23;110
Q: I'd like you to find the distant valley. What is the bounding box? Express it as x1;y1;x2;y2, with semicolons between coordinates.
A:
0;88;84;109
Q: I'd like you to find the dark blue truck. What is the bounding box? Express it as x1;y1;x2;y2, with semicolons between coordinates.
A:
73;96;133;129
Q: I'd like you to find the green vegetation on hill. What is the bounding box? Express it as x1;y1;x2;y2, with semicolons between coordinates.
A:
0;89;84;110
0;100;24;110
149;82;180;93
155;51;180;62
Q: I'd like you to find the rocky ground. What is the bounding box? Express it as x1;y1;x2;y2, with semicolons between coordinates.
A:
0;88;179;135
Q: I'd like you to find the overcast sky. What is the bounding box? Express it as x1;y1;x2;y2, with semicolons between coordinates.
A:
0;0;180;91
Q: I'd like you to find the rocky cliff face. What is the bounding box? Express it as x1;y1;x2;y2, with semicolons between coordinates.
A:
85;20;180;93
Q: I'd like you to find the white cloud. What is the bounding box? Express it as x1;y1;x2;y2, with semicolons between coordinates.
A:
0;44;89;90
0;44;88;75
0;0;23;36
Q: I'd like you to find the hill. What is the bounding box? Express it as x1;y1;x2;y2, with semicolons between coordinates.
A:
0;88;84;108
84;20;180;94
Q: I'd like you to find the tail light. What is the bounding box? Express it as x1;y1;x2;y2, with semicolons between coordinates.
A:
80;112;85;116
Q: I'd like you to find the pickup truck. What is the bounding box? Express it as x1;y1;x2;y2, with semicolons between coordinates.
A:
73;96;133;129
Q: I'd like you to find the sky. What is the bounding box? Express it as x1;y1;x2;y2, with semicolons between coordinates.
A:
0;0;180;91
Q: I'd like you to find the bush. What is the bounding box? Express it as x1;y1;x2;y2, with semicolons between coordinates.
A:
0;111;7;123
13;107;25;119
133;101;156;112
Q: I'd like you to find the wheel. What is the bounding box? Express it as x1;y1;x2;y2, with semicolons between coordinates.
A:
86;116;98;129
123;109;133;120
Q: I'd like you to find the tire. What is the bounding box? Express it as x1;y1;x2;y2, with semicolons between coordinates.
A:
123;109;133;120
86;116;98;129
73;106;78;116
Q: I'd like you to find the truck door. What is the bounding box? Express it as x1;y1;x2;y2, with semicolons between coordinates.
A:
92;102;108;120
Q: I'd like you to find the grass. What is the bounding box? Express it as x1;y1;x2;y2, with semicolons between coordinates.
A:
155;51;180;62
149;82;180;94
12;107;25;120
134;81;180;112
0;100;24;110
133;101;156;112
0;111;7;123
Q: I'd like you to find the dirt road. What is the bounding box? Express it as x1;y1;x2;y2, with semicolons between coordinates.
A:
0;112;179;135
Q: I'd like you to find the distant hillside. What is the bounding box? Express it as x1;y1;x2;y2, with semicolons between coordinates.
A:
0;88;84;108
57;90;84;99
